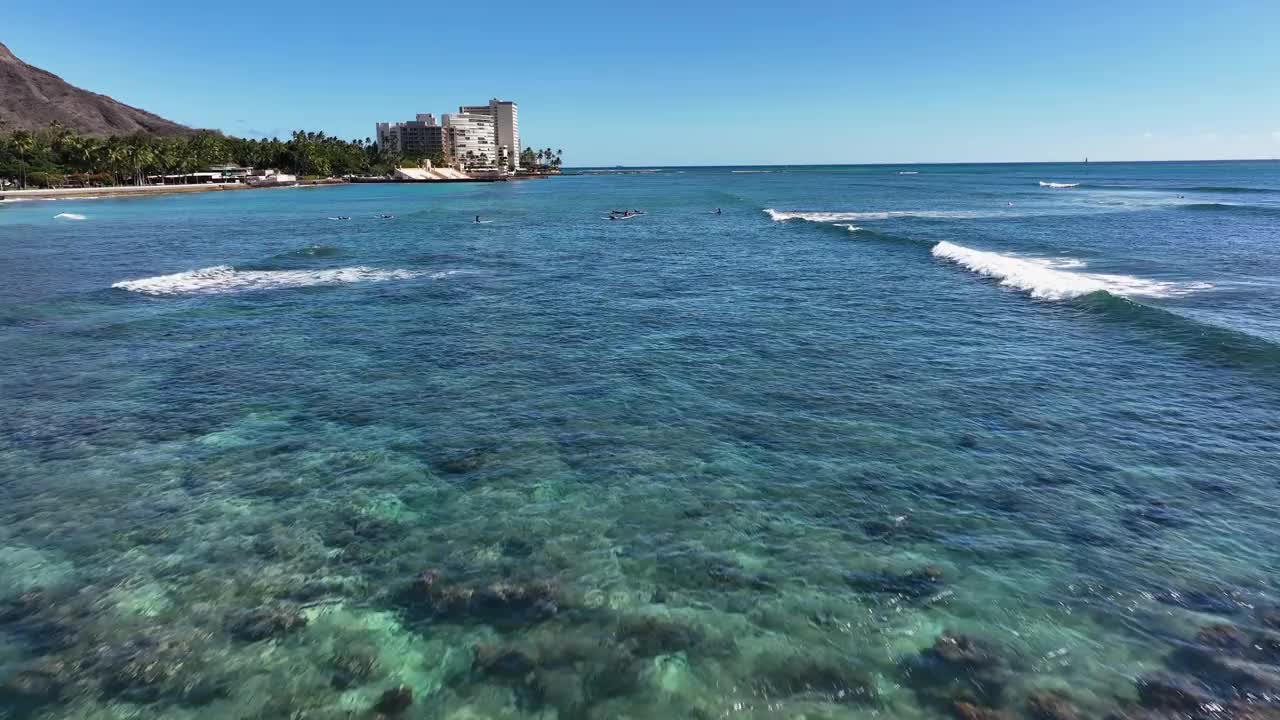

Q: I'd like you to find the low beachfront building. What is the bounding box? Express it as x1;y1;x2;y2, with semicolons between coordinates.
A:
247;169;297;186
147;165;254;185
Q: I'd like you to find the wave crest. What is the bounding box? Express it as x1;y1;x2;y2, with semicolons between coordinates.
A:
113;265;426;296
930;241;1210;301
1039;181;1079;189
765;208;987;222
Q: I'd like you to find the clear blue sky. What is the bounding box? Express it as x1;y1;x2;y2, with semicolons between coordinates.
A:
7;0;1279;165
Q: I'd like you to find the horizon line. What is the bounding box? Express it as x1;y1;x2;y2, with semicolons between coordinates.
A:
565;158;1280;170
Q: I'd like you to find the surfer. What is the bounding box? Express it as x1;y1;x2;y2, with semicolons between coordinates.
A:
715;208;722;215
475;215;480;223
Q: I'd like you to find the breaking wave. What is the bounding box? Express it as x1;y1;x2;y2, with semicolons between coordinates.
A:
930;241;1211;301
112;265;428;296
765;208;990;222
764;207;1272;368
1039;182;1079;189
53;213;87;220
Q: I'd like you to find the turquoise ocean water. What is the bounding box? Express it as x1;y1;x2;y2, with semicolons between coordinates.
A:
2;162;1280;719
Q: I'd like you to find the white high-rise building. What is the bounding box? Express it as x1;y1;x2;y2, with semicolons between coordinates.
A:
442;113;497;169
459;99;519;170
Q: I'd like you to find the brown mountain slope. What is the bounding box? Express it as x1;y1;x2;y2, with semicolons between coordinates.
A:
0;41;191;136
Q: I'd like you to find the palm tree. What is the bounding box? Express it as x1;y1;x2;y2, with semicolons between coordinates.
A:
122;140;146;185
63;135;102;175
103;138;126;186
178;145;200;182
11;131;35;189
45;122;72;156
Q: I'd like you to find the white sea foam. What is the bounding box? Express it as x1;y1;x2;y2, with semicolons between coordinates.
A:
1039;181;1079;188
113;265;427;296
898;171;920;175
835;224;864;233
1023;256;1088;270
53;213;87;220
930;241;1209;300
765;208;989;222
731;170;773;174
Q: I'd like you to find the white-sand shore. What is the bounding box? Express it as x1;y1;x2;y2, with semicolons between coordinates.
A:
0;182;340;202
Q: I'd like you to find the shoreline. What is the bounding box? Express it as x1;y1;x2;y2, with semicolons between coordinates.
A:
1;174;558;202
0;182;338;202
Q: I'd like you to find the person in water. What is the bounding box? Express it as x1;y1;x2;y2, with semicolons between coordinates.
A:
475;215;480;223
715;208;722;215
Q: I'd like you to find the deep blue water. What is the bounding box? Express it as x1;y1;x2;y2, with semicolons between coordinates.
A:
2;162;1280;719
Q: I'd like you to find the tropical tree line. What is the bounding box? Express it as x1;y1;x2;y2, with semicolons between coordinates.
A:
0;124;448;189
521;147;563;171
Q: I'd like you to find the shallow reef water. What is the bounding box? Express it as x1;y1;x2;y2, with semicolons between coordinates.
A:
2;162;1280;719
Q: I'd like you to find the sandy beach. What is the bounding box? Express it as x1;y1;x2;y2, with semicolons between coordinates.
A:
0;183;262;201
0;182;348;202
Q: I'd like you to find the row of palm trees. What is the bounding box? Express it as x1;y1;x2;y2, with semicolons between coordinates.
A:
0;125;407;189
522;147;564;171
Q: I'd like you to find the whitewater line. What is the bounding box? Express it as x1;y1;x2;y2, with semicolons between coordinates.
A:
930;241;1210;301
112;265;441;296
